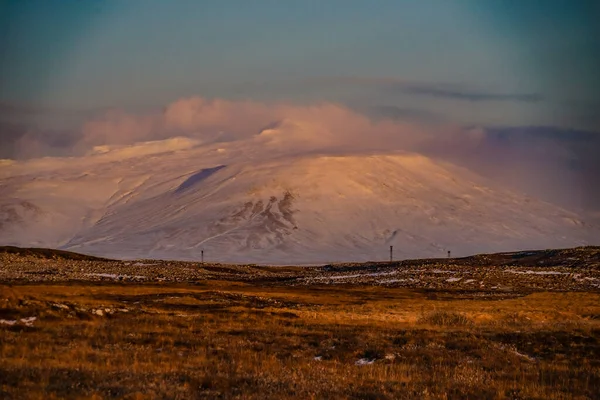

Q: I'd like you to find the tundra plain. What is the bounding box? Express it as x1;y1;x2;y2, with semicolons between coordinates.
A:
1;246;599;399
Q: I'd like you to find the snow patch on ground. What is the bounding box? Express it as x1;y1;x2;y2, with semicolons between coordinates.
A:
315;270;399;280
21;316;36;326
377;278;421;284
377;278;407;284
1;317;37;327
497;344;537;362
431;269;458;274
86;273;146;279
505;270;568;275
321;274;362;280
355;358;376;366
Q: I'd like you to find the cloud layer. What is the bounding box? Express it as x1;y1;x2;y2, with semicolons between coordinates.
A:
305;77;544;103
397;83;542;103
75;96;443;155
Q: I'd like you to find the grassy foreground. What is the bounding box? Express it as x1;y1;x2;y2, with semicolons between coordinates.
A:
1;282;599;399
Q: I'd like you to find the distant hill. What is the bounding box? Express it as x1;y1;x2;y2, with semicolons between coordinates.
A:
2;245;598;269
0;246;110;261
322;246;600;272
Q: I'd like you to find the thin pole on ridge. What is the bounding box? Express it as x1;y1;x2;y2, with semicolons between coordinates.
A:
390;246;393;262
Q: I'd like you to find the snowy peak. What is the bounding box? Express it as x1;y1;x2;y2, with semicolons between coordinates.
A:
0;146;595;263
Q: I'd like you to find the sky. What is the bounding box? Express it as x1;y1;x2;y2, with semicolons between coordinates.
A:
1;0;599;126
0;0;599;213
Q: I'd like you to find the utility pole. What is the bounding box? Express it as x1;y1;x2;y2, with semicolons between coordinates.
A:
390;245;393;262
201;250;204;263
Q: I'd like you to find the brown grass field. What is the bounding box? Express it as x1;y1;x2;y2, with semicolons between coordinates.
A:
1;279;599;399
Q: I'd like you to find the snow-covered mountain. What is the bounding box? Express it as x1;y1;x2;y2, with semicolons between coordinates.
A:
0;134;595;264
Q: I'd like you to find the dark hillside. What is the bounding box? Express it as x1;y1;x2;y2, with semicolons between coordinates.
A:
0;246;110;261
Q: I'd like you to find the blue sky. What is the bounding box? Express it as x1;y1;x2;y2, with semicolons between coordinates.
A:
0;0;598;130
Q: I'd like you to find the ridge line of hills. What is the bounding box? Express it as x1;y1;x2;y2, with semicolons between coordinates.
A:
2;245;598;268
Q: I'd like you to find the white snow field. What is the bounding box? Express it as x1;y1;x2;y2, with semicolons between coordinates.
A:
0;133;595;264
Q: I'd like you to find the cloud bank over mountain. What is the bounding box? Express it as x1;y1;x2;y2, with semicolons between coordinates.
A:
75;97;442;155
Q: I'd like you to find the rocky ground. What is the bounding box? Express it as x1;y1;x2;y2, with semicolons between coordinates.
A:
1;245;599;294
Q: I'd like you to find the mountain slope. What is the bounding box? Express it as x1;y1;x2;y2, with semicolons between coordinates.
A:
0;137;594;263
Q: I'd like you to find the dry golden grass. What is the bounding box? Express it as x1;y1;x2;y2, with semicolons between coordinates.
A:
1;282;599;399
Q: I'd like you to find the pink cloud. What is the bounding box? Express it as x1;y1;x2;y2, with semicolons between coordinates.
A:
76;96;444;154
163;97;273;135
80;109;162;149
